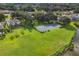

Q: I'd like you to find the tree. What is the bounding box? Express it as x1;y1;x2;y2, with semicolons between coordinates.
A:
74;9;79;13
0;14;5;22
34;12;57;24
59;16;71;25
11;11;34;28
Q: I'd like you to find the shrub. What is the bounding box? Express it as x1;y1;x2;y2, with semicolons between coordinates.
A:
15;34;20;38
74;22;79;27
21;31;24;35
9;35;15;40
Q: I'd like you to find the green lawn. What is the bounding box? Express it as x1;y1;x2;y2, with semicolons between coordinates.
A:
0;26;76;56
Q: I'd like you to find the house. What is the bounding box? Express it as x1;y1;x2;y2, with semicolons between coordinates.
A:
0;10;14;14
71;14;79;21
0;22;4;29
13;18;21;25
0;22;5;35
5;18;21;27
57;16;71;22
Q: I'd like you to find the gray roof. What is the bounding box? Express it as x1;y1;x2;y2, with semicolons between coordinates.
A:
0;22;4;29
6;20;15;26
57;16;69;20
5;19;21;26
72;15;79;20
13;19;21;25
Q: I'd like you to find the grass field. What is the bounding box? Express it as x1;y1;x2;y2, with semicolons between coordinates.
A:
0;25;76;56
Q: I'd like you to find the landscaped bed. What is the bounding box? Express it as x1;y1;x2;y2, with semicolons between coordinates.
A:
0;25;76;56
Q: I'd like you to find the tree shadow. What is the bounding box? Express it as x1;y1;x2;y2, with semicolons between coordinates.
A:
0;34;5;40
24;25;33;32
60;24;76;31
27;27;33;32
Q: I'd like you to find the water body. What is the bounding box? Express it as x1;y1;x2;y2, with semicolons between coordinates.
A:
63;28;79;56
35;24;61;32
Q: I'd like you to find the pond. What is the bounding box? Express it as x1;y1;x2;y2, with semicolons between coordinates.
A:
35;24;61;32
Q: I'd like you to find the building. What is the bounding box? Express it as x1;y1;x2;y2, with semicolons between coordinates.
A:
0;10;14;14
